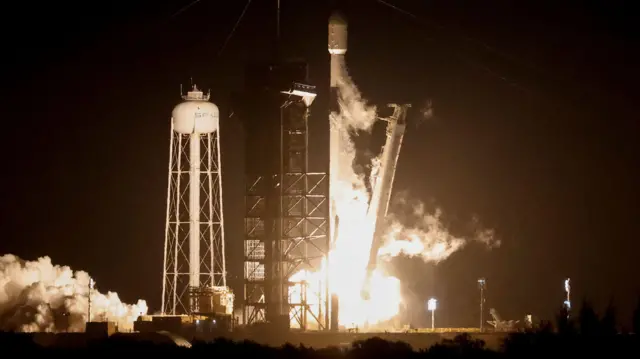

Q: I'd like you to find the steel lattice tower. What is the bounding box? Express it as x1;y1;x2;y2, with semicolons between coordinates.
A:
161;85;233;316
239;61;330;330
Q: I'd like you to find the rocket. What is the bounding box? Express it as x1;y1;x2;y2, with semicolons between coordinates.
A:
328;11;347;248
328;10;347;332
329;11;347;87
329;11;347;117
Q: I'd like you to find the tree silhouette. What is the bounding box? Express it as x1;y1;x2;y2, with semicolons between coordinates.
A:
600;299;617;335
633;295;640;334
349;337;413;359
427;333;491;358
578;299;600;335
555;305;574;335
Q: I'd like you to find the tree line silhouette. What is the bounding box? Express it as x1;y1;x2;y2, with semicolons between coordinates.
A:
2;298;639;357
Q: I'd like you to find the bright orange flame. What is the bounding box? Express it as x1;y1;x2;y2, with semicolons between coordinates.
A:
288;56;403;331
289;58;498;332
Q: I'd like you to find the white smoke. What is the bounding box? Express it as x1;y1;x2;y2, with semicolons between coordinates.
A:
0;254;148;332
334;56;378;132
330;55;379;214
321;51;499;329
378;195;500;263
331;53;500;270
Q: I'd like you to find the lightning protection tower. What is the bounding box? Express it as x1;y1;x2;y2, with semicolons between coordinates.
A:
162;84;233;316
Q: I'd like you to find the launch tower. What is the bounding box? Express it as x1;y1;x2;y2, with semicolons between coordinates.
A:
238;61;330;331
161;85;233;317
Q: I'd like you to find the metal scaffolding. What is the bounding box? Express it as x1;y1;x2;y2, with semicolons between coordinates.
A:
241;63;329;330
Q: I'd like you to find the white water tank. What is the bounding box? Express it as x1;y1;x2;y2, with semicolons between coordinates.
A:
171;86;219;134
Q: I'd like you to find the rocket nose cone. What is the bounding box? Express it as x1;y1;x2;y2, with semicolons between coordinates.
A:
329;11;347;26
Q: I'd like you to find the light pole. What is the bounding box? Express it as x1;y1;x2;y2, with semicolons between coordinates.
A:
88;278;95;322
564;278;571;317
427;298;437;330
478;278;486;331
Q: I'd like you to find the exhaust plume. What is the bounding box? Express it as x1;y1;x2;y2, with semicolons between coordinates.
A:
0;254;148;332
334;56;378;132
291;54;499;331
379;194;500;262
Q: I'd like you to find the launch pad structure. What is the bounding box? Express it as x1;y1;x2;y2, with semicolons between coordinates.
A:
237;61;331;331
154;3;412;332
234;10;412;332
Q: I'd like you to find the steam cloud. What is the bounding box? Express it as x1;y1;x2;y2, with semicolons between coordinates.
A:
332;52;500;271
378;193;500;263
305;51;499;329
334;56;378;132
0;254;148;332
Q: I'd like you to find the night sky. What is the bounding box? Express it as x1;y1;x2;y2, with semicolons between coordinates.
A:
1;0;638;328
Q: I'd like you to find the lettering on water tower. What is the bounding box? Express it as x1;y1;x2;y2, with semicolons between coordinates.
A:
195;112;217;119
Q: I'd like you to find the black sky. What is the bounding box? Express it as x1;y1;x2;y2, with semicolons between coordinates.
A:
1;0;638;328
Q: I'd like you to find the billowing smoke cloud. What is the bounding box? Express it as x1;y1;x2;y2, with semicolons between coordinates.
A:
0;254;148;332
304;50;499;330
378;193;500;263
333;56;378;132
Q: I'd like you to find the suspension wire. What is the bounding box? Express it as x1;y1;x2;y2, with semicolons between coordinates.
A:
381;1;545;74
171;0;204;18
217;0;253;57
170;0;535;93
375;0;535;94
122;0;249;58
375;1;637;135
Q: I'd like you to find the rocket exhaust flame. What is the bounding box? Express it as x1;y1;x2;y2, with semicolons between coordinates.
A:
288;55;498;331
288;12;499;331
360;104;411;301
0;254;148;332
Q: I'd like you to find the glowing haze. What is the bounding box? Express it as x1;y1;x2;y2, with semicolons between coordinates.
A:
379;195;500;262
0;254;148;332
289;56;498;330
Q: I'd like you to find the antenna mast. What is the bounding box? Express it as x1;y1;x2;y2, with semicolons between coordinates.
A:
276;0;280;40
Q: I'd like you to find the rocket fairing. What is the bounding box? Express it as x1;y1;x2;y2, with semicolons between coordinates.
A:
328;11;347;53
329;11;347;111
329;11;347;83
328;10;347;332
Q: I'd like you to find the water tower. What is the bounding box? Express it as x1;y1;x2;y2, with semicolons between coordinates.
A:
161;84;233;316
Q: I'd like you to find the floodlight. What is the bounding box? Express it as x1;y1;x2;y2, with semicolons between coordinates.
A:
427;298;437;311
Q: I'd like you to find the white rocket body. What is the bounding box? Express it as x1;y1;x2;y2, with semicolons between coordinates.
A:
328;11;347;332
328;12;347;249
329;12;347;84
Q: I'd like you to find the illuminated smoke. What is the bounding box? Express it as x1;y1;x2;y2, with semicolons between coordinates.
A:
328;58;402;328
292;56;498;331
0;254;148;332
333;56;378;131
379;195;500;262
